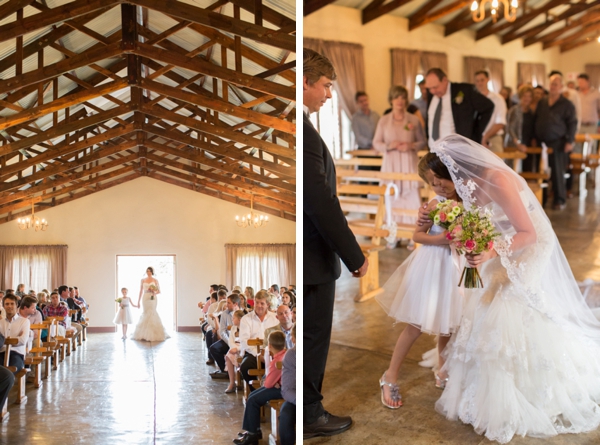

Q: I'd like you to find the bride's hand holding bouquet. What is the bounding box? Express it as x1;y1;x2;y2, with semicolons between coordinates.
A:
148;284;158;300
445;208;500;288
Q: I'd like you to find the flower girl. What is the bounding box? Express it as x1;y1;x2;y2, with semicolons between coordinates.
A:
114;287;136;339
376;152;463;409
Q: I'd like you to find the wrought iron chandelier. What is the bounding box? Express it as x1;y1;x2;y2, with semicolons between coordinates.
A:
235;194;268;228
471;0;519;23
17;202;48;231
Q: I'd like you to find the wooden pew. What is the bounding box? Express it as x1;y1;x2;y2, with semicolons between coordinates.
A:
335;162;426;302
3;338;27;405
41;319;60;372
25;324;48;388
245;338;265;405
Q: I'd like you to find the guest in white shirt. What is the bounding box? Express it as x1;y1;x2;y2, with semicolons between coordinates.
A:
577;73;600;154
474;70;507;154
238;290;278;391
18;296;41;352
0;294;30;372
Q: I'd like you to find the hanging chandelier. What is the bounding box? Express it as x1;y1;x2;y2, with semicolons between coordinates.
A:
17;202;48;231
235;194;268;228
471;0;519;23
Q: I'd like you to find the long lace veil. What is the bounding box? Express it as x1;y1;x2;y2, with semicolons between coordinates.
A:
431;134;600;342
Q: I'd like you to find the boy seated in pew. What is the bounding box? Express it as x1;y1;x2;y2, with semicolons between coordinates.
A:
233;331;287;445
0;294;30;373
42;292;68;337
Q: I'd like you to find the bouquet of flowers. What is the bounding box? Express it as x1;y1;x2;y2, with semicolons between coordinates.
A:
115;298;122;304
428;199;464;230
148;284;158;300
445;208;500;288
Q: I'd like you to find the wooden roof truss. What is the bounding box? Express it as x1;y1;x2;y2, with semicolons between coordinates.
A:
0;0;296;225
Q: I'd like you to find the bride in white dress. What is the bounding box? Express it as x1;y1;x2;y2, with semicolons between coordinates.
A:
426;135;600;443
131;266;170;342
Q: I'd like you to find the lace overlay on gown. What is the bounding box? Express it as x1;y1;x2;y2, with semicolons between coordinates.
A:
131;282;170;342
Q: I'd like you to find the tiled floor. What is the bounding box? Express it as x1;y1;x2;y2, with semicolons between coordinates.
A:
0;332;253;444
308;192;600;445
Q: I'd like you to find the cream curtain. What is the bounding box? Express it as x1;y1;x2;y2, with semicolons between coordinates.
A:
304;38;366;118
0;245;67;291
463;56;488;83
420;51;448;76
225;244;295;292
391;49;421;101
518;62;547;87
585;64;600;89
486;59;505;93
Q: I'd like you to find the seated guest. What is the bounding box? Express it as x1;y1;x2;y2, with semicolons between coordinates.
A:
239;294;248;312
73;287;89;317
59;285;83;335
18;296;41;351
291;307;296;324
281;291;295;309
263;304;294;350
206;290;228;363
201;293;217;334
267;293;279;312
232;286;243;294
234;331;287;445
238;290;278;390
224;309;245;393
42;292;69;337
0;292;4;318
209;294;241;379
0;361;14;411
245;286;255;309
269;284;281;306
15;284;26;298
0;294;30;372
280;326;296;445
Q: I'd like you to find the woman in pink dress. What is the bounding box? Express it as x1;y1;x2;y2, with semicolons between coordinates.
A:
373;86;426;248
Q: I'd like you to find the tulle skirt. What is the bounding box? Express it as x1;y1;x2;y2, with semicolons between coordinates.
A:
131;293;170;342
376;244;463;336
436;256;600;443
113;306;133;325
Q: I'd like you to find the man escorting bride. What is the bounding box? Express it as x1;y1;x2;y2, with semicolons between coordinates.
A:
379;134;600;443
131;266;170;342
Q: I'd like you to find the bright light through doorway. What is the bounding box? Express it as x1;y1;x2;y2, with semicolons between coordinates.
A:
116;255;176;331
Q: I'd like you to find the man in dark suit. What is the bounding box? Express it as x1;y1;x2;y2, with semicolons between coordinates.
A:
303;48;368;439
424;68;494;146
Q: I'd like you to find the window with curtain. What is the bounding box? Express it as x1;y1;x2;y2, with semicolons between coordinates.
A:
585;64;600;90
463;57;504;92
309;89;354;159
0;245;68;291
518;62;546;88
225;244;295;292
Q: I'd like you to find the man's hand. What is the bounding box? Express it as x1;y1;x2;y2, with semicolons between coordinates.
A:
352;257;369;278
565;142;574;153
417;203;432;226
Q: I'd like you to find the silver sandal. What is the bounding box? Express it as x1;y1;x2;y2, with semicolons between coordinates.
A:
435;373;448;389
379;372;402;409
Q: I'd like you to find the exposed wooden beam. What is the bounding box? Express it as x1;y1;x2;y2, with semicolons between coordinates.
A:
409;1;470;31
0;0;35;22
560;25;600;52
141;103;295;162
138;79;295;134
304;0;337;16
524;9;600;47
0;0;120;44
0;41;122;96
544;20;600;49
362;0;413;25
130;42;295;101
0;79;128;131
0;104;133;158
503;1;600;45
475;0;565;41
126;0;295;51
444;8;474;36
228;0;295;29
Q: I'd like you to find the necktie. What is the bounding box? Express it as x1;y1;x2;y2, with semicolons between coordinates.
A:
432;98;442;141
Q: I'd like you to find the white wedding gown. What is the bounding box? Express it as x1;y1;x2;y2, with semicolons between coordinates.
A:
131;282;170;342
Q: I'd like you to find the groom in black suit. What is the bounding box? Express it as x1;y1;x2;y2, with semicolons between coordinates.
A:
424;67;494;146
303;48;368;439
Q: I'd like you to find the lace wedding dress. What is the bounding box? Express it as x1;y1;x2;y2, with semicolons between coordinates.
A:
131;282;170;342
431;135;600;443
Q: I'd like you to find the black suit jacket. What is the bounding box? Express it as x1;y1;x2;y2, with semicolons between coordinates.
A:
426;82;494;144
303;113;365;285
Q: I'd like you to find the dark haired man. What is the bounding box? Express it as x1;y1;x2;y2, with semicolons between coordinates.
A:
59;285;84;334
424;67;494;146
0;294;30;372
304;48;368;439
351;91;379;150
209;294;241;379
19;296;41;352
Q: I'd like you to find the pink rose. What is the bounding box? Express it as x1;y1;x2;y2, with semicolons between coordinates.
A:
465;239;476;252
487;241;494;250
446;233;453;240
452;226;462;236
456;241;463;249
439;213;447;222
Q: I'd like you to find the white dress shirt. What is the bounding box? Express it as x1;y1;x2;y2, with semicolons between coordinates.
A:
428;85;456;147
484;90;507;136
0;314;30;356
238;310;278;357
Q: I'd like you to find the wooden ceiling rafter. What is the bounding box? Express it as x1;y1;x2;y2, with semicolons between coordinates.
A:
409;0;471;31
0;0;296;223
362;0;413;25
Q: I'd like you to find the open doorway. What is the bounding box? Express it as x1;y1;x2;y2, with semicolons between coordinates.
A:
116;255;176;331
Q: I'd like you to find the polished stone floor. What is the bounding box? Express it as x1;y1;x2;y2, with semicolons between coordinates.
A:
310;192;600;445
0;332;251;444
